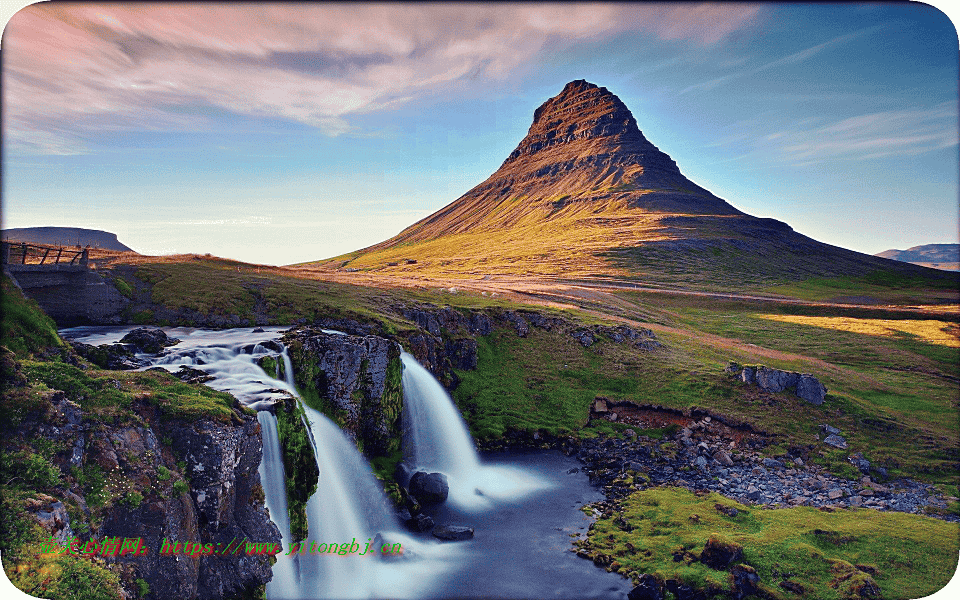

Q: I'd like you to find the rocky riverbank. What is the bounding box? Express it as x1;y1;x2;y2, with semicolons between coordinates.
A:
575;413;958;520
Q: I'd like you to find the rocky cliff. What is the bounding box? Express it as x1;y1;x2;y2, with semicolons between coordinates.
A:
1;342;279;599
283;328;404;457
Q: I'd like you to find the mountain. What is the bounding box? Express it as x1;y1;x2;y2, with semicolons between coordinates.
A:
1;227;135;252
876;244;959;271
309;80;944;288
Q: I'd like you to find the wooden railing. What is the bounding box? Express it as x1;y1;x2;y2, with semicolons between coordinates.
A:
1;241;88;267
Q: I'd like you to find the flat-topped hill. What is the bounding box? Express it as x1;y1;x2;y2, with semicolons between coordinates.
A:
2;227;135;253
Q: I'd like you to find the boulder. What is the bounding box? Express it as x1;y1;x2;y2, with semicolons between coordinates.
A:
432;525;474;541
796;374;827;405
740;367;756;385
756;366;799;393
848;453;871;474
412;513;435;532
713;451;735;467
71;341;141;370
409;471;449;504
119;327;180;354
762;457;784;470
572;329;597;347
823;434;848;449
729;564;760;600
700;535;743;570
628;574;664;600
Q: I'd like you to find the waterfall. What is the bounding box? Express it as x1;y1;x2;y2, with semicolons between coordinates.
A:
400;353;481;478
257;411;297;599
400;352;550;510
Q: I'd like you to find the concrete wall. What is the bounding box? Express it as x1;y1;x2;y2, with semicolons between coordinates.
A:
5;265;129;325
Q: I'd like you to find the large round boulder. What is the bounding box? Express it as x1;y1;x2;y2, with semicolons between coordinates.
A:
409;471;449;504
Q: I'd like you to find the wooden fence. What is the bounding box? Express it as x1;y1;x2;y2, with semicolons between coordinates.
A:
1;241;88;267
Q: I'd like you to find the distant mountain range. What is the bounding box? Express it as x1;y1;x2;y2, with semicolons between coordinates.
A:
876;244;959;271
2;227;135;252
309;80;941;288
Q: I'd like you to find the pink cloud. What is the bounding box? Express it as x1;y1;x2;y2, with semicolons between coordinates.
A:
3;3;765;154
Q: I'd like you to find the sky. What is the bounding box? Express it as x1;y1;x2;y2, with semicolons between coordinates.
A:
2;2;958;267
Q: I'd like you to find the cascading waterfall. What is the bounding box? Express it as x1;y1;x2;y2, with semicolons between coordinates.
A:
256;410;298;599
401;353;481;478
400;352;550;510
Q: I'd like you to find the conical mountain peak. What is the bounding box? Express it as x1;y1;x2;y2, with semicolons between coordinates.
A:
508;79;647;164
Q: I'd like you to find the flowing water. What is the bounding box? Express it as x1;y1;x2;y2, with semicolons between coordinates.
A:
60;326;630;599
400;352;549;510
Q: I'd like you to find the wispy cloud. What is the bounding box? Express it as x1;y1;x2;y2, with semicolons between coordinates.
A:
777;102;958;163
3;3;764;154
680;26;881;95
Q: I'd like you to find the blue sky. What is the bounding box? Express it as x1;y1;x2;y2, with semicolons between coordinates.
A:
2;2;958;266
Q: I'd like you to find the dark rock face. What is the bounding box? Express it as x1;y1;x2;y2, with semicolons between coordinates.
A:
396;303;660;392
432;524;474;541
19;389;278;600
285;328;403;455
796;374;827;405
409;471;449;504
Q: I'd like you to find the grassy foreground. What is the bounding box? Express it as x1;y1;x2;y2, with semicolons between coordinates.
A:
579;487;959;600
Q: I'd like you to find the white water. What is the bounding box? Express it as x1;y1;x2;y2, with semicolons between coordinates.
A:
256;411;298;598
400;352;550;510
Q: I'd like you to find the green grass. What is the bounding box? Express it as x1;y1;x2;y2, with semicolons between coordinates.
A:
21;360;237;422
274;396;318;542
1;275;63;358
763;271;959;304
117;259;414;331
579;487;959;600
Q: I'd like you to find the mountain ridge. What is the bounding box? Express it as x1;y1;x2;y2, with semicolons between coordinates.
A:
876;244;959;271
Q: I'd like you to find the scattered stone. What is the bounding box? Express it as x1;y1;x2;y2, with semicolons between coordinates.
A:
713;450;734;467
572;329;597;347
628;574;664;600
820;424;841;436
714;503;739;518
762;457;784;470
432;525;474;541
729;564;760;600
823;434;848;449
